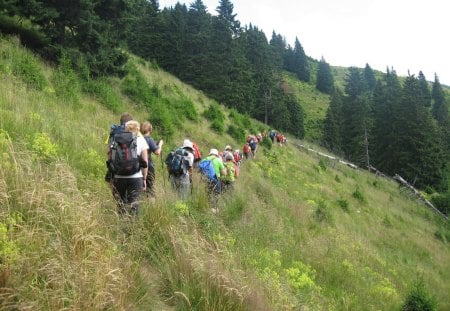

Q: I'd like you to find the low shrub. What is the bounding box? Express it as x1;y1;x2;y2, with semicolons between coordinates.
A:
401;278;437;311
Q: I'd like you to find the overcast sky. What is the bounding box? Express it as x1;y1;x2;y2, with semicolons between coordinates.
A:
158;0;450;86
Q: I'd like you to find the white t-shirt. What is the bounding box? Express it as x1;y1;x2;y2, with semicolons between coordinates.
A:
114;135;149;179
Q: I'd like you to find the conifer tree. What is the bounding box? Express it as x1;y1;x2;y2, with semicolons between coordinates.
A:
322;88;344;153
418;71;432;107
431;74;450;162
371;69;402;173
316;56;334;94
291;37;310;82
341;67;371;164
269;31;286;70
431;75;449;126
395;75;445;188
364;63;377;92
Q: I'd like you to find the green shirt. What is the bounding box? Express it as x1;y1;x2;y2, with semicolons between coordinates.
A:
204;155;225;178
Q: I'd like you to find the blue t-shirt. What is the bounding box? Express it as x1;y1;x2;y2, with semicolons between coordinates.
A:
144;136;159;164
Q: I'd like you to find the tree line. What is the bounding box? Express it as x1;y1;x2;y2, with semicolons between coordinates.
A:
323;66;450;193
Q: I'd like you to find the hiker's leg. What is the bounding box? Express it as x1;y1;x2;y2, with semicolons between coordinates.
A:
128;177;143;216
179;174;191;201
146;165;156;197
113;178;127;215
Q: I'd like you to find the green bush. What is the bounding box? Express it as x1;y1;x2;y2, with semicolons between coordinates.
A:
12;51;47;90
259;137;272;150
150;103;175;142
401;278;437;311
203;103;224;123
227;124;245;142
83;78;124;113
172;98;198;121
52;54;80;107
210;119;224;134
121;65;157;108
314;200;333;224
337;199;349;212
353;186;367;204
431;192;450;216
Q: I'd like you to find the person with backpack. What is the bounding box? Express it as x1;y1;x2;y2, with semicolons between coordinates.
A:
108;120;148;217
141;121;163;198
221;153;239;193
269;129;276;143
248;135;257;158
233;149;242;167
198;148;226;198
105;112;133;183
165;139;195;201
243;143;251;160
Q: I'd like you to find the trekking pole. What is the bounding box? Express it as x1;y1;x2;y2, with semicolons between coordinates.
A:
160;150;166;188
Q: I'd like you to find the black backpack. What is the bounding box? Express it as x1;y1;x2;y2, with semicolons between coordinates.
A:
165;148;189;177
109;132;141;176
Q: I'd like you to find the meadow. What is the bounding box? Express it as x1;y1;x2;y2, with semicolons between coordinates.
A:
1;35;449;310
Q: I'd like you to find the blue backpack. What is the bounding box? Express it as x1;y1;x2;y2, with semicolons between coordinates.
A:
198;159;217;182
165;148;188;177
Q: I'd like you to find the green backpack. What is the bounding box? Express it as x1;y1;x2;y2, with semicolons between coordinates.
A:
222;162;235;183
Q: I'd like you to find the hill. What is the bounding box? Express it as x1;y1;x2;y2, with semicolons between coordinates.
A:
1;35;449;310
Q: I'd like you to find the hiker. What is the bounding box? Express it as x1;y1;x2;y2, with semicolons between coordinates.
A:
248;135;257;158
109;120;148;217
166;139;195;201
105;112;133;183
233;149;242;167
199;148;226;197
222;145;233;162
269;129;276;143
243;143;251;160
221;153;239;193
141;121;163;198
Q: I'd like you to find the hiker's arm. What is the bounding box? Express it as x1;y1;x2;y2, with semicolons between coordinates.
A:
153;139;163;156
141;149;148;189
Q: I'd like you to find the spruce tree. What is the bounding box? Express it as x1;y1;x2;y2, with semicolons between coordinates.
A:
371;69;402;173
418;71;432;107
316;56;334;94
341;67;371;164
395;75;445;189
292;37;310;82
322;88;344;153
364;63;377;92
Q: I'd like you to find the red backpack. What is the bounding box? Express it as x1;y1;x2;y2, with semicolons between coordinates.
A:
233;151;242;162
243;144;251;154
192;143;202;162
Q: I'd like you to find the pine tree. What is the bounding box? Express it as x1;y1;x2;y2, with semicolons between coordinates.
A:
316;56;334;94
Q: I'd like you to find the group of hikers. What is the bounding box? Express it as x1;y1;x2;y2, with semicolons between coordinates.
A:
105;112;286;216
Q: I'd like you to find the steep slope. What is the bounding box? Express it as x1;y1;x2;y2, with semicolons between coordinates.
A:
1;36;449;310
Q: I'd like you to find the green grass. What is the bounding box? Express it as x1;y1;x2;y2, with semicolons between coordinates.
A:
1;35;449;310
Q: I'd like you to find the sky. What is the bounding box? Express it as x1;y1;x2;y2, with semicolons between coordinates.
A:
158;0;450;86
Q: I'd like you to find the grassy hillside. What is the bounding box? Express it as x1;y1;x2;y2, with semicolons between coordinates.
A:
1;35;450;310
